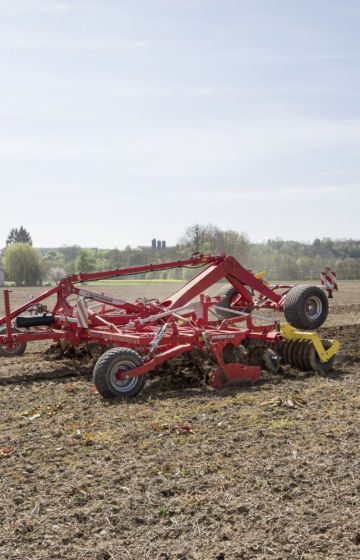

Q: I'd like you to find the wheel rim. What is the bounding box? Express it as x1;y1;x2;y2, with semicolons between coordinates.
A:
109;359;138;393
1;344;22;356
0;328;24;356
304;296;323;320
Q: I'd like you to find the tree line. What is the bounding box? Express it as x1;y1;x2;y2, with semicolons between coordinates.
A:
1;225;360;286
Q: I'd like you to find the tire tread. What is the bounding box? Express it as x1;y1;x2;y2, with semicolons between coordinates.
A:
0;327;27;357
284;285;328;330
93;347;145;399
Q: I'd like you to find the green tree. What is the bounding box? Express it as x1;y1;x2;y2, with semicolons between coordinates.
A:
58;245;82;262
179;224;250;262
107;248;123;268
6;226;32;246
296;256;313;279
75;250;96;272
214;229;250;260
49;266;66;282
180;224;207;253
4;244;42;286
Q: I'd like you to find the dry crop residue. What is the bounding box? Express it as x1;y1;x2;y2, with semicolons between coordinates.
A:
0;283;359;560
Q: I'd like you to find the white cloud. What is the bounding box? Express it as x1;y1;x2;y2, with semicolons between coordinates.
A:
230;47;360;64
1;117;360;169
0;34;150;51
180;184;360;199
37;2;71;13
112;85;234;98
0;1;72;15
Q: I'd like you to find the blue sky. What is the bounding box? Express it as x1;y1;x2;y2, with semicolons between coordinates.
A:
0;0;359;248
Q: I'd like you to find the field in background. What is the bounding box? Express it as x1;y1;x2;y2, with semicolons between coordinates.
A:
0;281;359;559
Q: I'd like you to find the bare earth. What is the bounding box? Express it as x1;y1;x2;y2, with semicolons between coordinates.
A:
0;282;359;560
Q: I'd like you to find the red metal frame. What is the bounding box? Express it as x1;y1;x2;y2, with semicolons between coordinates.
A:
0;254;291;385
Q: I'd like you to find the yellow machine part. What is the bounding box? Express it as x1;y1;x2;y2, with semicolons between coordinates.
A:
281;323;340;363
255;271;269;285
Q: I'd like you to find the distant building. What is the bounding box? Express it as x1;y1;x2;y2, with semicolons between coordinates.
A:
137;239;173;251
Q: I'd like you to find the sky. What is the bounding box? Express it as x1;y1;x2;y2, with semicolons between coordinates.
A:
0;0;359;249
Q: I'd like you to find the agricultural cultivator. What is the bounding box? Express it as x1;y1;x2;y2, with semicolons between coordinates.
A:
0;254;339;398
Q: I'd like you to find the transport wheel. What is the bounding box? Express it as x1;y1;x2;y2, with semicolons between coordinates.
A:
283;285;328;330
215;287;250;320
0;327;27;357
93;347;145;399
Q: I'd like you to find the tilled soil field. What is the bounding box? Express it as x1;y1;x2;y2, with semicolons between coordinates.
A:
0;282;359;560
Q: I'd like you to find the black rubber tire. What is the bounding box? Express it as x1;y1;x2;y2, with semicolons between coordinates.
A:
284;285;328;330
215;287;249;320
0;327;27;357
93;347;145;399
